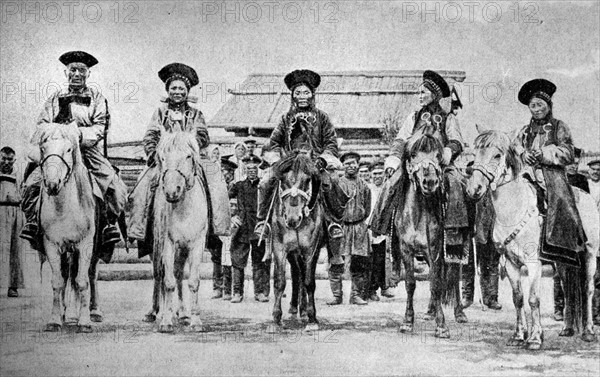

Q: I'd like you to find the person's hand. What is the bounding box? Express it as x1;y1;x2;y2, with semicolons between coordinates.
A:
531;150;542;163
522;151;537;165
231;215;242;228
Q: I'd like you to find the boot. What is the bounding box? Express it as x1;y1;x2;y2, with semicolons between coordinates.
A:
253;264;268;302
20;184;41;243
102;209;122;246
483;265;501;310
362;271;372;302
211;263;223;299
326;266;343;305
7;288;18;298
350;272;368;305
231;267;245;303
462;250;475;309
222;266;232;300
381;288;395;298
553;271;564;321
254;177;277;238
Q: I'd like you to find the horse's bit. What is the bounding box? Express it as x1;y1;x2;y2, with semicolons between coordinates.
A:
406;157;441;186
471;158;508;191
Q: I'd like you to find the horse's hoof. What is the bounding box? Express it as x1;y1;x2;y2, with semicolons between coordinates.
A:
78;324;93;333
143;313;157;323
423;312;435;321
435;327;450;339
266;324;282;334
64;318;79;327
288;308;298;315
300;314;309;322
581;331;597;343
90;311;103;323
455;313;468;324
525;341;542;351
304;323;319;333
399;323;414;333
559;328;575;337
507;338;525;347
179;317;191;326
44;323;62;332
158;324;174;333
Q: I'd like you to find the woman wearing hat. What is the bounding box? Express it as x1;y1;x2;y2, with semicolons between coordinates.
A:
512;79;585;263
371;70;468;243
129;63;230;248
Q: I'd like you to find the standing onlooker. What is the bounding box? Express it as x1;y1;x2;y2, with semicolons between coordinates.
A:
367;161;394;301
338;151;372;305
210;146;221;163
244;138;258;157
587;159;600;325
221;197;239;301
229;155;270;303
0;146;24;297
231;142;247;182
358;161;372;184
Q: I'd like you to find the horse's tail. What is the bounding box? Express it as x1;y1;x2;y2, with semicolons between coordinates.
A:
563;256;585;332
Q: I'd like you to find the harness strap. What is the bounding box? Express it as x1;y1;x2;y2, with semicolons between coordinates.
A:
501;206;536;248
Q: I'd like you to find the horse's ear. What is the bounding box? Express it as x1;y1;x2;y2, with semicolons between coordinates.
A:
475;124;491;134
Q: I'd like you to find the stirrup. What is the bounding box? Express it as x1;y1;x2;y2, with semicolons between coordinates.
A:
102;225;121;246
19;223;39;242
328;223;343;239
254;220;271;238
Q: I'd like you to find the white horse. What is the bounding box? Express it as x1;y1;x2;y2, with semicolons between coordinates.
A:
466;129;599;350
38;123;97;332
153;131;209;333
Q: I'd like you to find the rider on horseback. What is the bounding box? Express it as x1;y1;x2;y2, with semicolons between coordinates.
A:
370;70;470;257
513;79;586;264
254;69;349;253
21;51;127;247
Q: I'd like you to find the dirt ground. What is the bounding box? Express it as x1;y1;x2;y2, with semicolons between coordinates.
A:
1;264;599;376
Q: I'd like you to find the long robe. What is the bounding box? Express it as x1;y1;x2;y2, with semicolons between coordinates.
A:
0;172;24;289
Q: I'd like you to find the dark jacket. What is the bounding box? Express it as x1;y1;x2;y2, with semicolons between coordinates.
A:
229;178;260;243
567;173;590;193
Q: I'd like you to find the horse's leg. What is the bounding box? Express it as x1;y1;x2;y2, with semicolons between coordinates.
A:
451;262;468;323
505;261;526;346
174;252;190;326
268;242;286;333
45;242;65;331
159;241;176;333
524;261;543;350
189;240;206;333
288;255;299;317
64;251;80;326
304;250;320;332
430;247;448;338
557;265;575;337
296;255;308;321
76;234;95;332
582;252;598;342
143;251;161;322
400;249;415;333
88;251;103;322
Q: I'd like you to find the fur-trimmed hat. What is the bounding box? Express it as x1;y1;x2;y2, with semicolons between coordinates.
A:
423;70;450;98
59;51;98;67
518;79;556;106
158;63;199;90
284;69;321;92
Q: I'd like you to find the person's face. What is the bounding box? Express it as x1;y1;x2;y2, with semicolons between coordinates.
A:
418;84;434;108
246;165;258;180
0;152;15;173
589;165;600;182
211;148;220;161
246;144;256;155
343;158;359;177
372;170;384;186
168;79;189;104
221;168;234;184
292;84;313;108
235;145;246;158
65;63;90;89
229;201;238;214
528;97;550;120
359;167;371;182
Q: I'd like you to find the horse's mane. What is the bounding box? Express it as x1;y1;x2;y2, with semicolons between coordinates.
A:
474;130;522;175
276;151;318;178
34;123;81;146
156;131;201;164
406;133;443;160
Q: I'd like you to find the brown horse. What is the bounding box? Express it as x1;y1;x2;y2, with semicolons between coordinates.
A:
394;133;464;338
267;152;324;333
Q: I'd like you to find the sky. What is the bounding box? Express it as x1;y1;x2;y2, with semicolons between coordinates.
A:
1;0;599;163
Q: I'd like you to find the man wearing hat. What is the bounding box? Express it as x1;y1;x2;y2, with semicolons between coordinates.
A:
255;69;349;268
513;78;585;265
587;159;600;326
358;161;372;184
334;151;372;305
229;155;271;303
21;51;127;247
244;138;258;157
367;160;394;301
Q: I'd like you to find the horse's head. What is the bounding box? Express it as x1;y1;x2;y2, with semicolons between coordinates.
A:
405;134;443;196
36;123;80;196
156;131;199;203
466;129;521;200
276;151;319;229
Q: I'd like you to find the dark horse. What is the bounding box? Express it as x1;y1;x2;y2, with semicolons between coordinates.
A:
394;132;466;338
266;151;324;333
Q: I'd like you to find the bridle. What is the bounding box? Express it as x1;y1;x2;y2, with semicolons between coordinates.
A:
470;152;510;191
406;156;442;193
278;178;313;230
160;156;196;191
40;153;73;192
